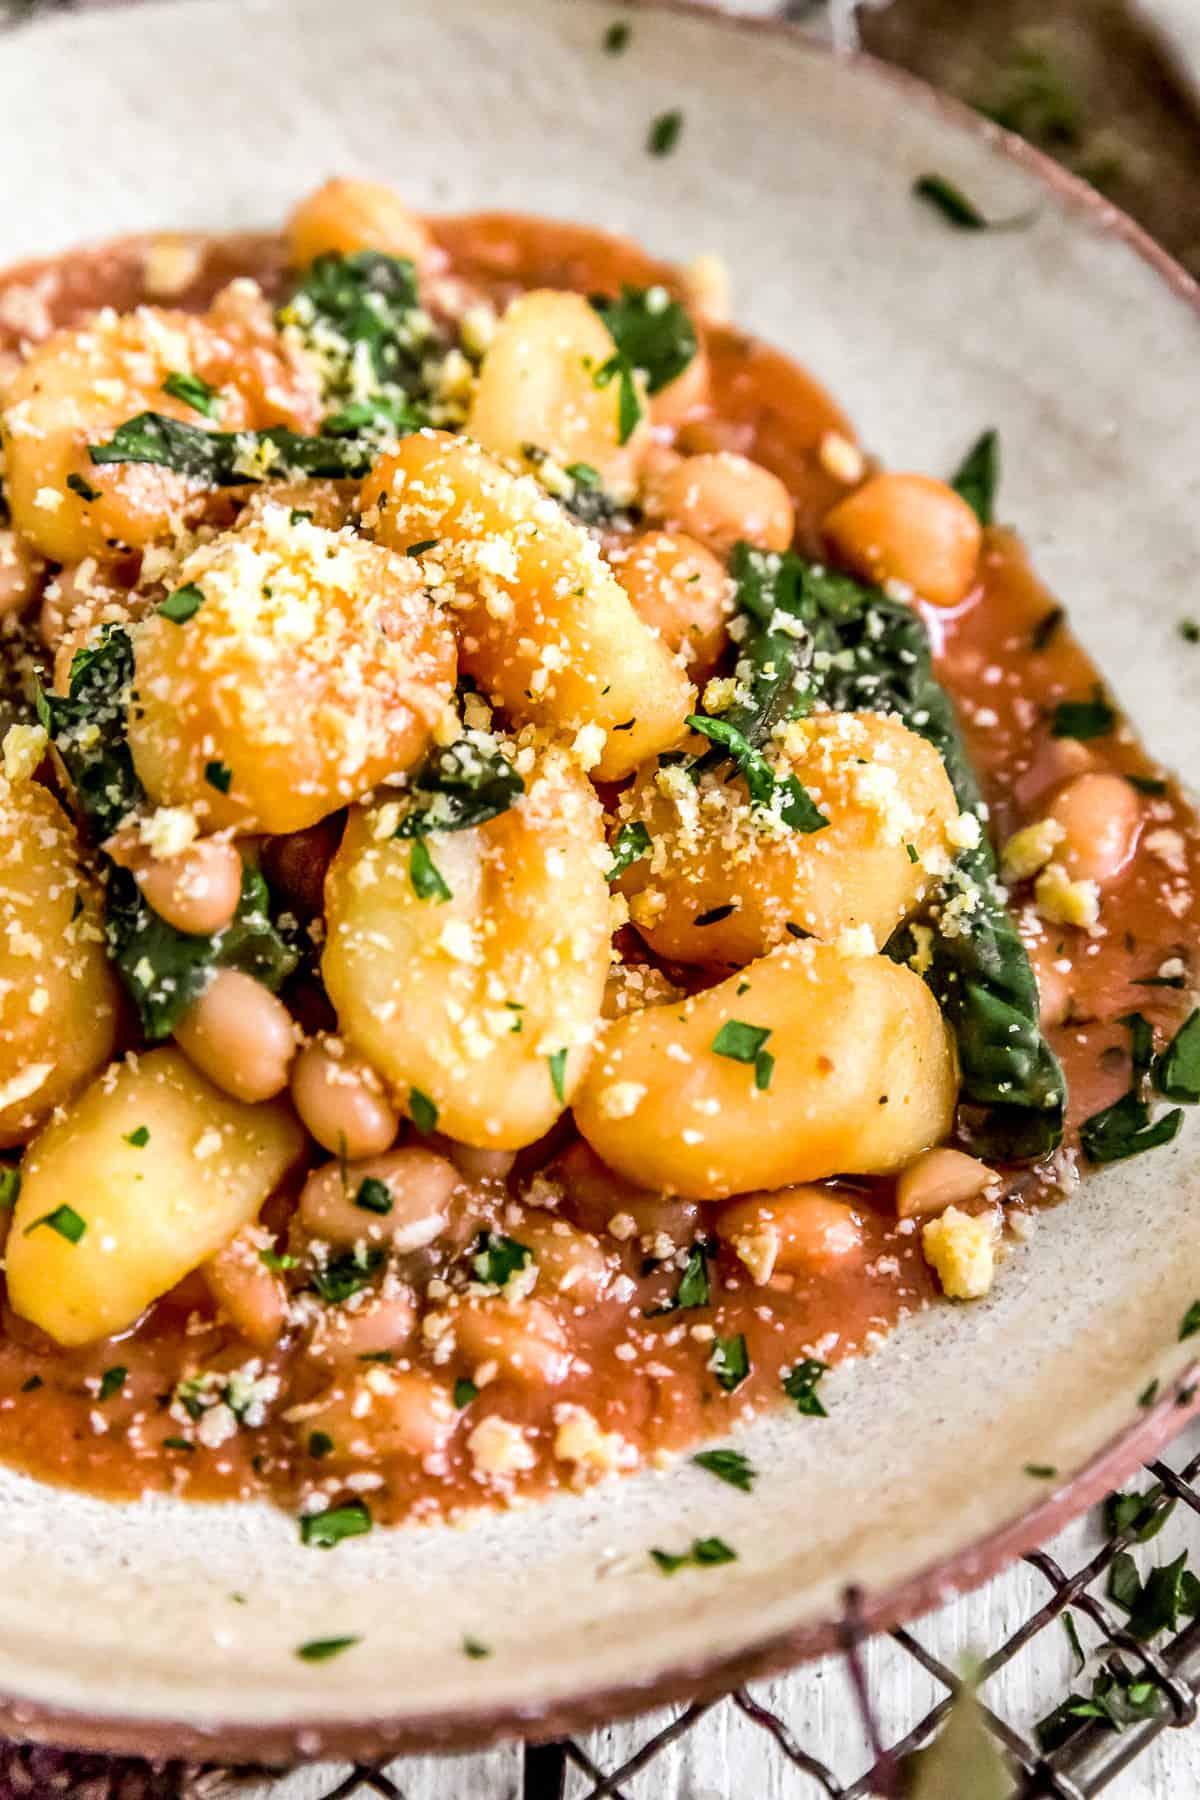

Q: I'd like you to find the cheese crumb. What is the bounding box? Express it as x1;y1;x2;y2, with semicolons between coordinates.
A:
552;1404;634;1485
1034;862;1100;930
818;431;865;485
1;723;46;783
731;1226;780;1287
921;1205;998;1300
834;924;876;959
1001;817;1064;884
467;1415;535;1479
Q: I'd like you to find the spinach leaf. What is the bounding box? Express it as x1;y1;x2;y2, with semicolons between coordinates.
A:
392;735;524;837
279;250;432;396
591;284;697;396
1080;1014;1186;1165
949;429;999;526
89;413;381;485
35;625;140;841
1154;1008;1200;1103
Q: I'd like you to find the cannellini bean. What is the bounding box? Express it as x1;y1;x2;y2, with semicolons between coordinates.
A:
515;1209;615;1303
306;1285;418;1363
298;1147;459;1251
286;177;435;270
443;1141;517;1185
6;1047;303;1346
2;303;320;562
1044;772;1140;887
642;450;794;556
203;1224;288;1349
1025;936;1072;1030
717;1187;864;1282
823;473;981;609
0;529;42;616
0;777;119;1147
361;432;693;781
574;939;957;1200
174;969;297;1103
297;1368;456;1464
451;1296;571;1386
603;529;730;680
323;746;611;1150
555;1141;701;1250
258;815;344;919
619;711;958;964
129;838;244;936
128;506;456;834
290;1037;399;1159
467;290;646;492
895;1147;995;1219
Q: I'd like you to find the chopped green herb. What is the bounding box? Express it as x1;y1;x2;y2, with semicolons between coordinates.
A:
157;582;205;625
299;1499;372;1549
565;461;601;487
650;1241;712;1315
590;284;697;446
548;1048;568;1104
162;1436;194;1452
603;20;630;53
647;109;684;157
1180;1300;1200;1341
463;1636;492;1659
1139;1379;1160;1408
1154;1009;1200;1103
783;1358;829;1417
296;1635;359;1662
98;1366;127;1401
692;1448;755;1492
1180;619;1200;644
405;538;439;557
408;836;452;903
1036;1668;1163;1751
358;1350;394;1365
711;1332;750;1393
1062;1610;1086;1674
913;173;1033;231
905;843;920;865
20;1375;42;1393
753;1050;774;1092
311;1246;383;1306
353;1177;392;1216
1050;688;1115;741
1106;1482;1173;1543
66;471;102;502
1030;606;1064;652
409;1087;438;1134
162;370;218;418
651;1536;736;1574
24;1204;85;1244
123;1125;150;1148
204;759;233;794
394;737;524;837
1127;774;1168;796
711;1020;772;1065
949;429;999;525
308;1431;335;1460
0;1168;21;1209
1080;1089;1182;1165
259;1248;299;1273
607;820;652;881
687;713;829;832
472;1232;533;1289
1024;1463;1057;1479
454;1379;479;1409
289;508;313;525
695;904;735;928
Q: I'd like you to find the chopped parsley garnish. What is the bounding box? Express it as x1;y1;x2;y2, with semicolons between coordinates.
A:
650;1536;737;1574
296;1635;360;1662
1154;1009;1200;1104
405;538;439;557
162;1436;194;1452
607;820;652;881
308;1431;335;1460
24;1205;86;1244
66;471;102;502
311;1246;383;1306
453;1379;480;1409
1179;1300;1200;1342
949;429;999;526
1062;1610;1086;1674
1024;1463;1057;1479
783;1358;829;1417
1139;1379;1160;1408
353;1177;393;1216
162;370;218;418
603;20;630;53
1106;1482;1173;1543
1030;606;1064;652
408;836;452;903
98;1366;127;1401
692;1448;755;1492
711;1333;750;1394
650;1240;712;1315
1128;774;1168;796
1050;687;1115;741
1180;619;1200;644
754;1051;774;1093
20;1375;42;1393
695;904;734;927
409;1088;438;1134
1107;1547;1200;1641
687;713;829;833
463;1636;491;1659
259;1248;299;1274
711;1019;774;1092
204;759;233;794
0;1168;20;1209
123;1125;150;1148
548;1048;568;1105
913;173;1033;231
393;737;524;837
589;283;698;444
157;582;205;625
566;461;601;487
647;109;684;157
472;1232;533;1289
299;1499;372;1549
290;508;313;525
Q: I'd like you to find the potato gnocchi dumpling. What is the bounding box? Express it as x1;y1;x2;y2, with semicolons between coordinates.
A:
361;431;694;780
7;1048;303;1346
617;711;960;964
127;504;457;833
323;745;611;1148
574;939;957;1199
0;773;119;1146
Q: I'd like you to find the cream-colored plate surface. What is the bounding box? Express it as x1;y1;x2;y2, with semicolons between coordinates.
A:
0;0;1197;1757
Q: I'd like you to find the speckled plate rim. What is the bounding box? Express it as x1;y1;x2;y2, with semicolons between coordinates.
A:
0;0;1197;1765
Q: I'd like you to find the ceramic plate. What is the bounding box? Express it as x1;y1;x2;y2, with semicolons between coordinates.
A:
0;0;1198;1762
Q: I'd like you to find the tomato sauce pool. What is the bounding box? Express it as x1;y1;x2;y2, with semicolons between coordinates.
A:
0;216;1193;1523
